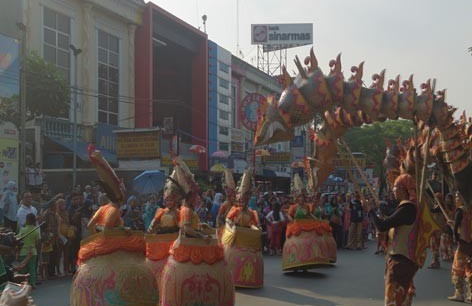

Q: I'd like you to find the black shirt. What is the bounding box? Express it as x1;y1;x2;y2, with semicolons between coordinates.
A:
369;202;416;232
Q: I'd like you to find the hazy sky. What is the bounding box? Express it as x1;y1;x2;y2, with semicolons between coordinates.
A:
149;0;472;117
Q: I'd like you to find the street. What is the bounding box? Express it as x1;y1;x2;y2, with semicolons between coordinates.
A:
31;241;456;306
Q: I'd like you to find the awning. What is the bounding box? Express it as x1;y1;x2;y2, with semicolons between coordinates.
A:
263;169;291;178
48;137;117;164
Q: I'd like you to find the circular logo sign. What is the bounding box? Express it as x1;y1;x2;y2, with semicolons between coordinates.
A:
239;93;266;131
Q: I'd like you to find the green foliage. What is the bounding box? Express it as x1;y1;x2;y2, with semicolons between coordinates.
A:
343;119;414;177
25;52;70;118
0;94;20;127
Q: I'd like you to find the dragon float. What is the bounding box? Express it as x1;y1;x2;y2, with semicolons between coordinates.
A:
255;48;472;209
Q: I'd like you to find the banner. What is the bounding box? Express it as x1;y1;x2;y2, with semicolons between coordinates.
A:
0;122;19;192
116;131;159;159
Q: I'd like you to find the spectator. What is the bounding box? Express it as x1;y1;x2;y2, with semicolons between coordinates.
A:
142;194;158;231
17;191;38;228
57;199;71;276
68;192;83;274
210;193;224;227
40;183;52;202
266;202;285;255
347;192;364;250
18;213;40;288
0;181;18;231
42;199;60;278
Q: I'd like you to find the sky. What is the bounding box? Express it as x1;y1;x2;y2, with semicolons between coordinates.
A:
149;0;472;117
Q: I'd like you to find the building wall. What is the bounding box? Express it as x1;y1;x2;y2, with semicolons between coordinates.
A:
23;0;143;128
208;40;218;155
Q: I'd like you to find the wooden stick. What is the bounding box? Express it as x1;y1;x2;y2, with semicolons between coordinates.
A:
426;181;452;224
339;138;379;204
418;127;432;204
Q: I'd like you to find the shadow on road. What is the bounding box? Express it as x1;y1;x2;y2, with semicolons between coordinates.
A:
283;271;328;279
237;285;337;306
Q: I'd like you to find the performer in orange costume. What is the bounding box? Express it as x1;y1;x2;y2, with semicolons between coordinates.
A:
222;168;263;288
282;173;336;272
217;168;237;236
72;148;156;306
160;157;234;306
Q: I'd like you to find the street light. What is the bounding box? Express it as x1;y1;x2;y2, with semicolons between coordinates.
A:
70;44;81;189
202;15;207;33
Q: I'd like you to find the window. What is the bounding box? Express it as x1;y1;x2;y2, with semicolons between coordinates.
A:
219;77;229;89
43;7;71;83
219;94;229;105
219;126;229;136
97;30;119;125
219;142;229;151
219;110;229;120
219;61;229;73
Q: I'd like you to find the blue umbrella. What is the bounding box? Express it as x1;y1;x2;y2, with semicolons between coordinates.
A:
133;170;166;194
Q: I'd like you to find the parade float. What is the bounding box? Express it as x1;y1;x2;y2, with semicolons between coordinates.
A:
282;173;336;271
222;168;264;288
160;157;234;306
70;149;157;306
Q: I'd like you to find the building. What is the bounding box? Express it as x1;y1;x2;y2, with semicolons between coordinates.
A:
133;2;208;173
22;0;144;187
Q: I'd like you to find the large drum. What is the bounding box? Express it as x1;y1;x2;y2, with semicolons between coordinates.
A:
160;234;234;306
144;233;178;298
222;224;264;288
282;219;337;271
71;230;157;306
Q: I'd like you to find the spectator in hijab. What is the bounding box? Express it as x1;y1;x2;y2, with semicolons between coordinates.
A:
0;181;18;231
210;193;224;227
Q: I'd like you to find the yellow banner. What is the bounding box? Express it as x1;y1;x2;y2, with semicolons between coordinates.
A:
117;131;159;159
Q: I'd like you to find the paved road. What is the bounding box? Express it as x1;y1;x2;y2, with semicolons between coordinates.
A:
31;241;456;306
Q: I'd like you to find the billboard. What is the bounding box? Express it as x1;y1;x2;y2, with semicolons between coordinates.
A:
0;121;19;192
116;130;160;159
0;33;19;122
251;23;313;51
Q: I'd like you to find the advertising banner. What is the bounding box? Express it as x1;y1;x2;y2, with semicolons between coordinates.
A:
117;131;159;159
0;122;19;192
251;23;313;51
0;33;19;122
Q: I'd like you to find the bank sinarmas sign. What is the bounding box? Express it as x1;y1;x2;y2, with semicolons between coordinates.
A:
251;23;313;51
117;131;159;159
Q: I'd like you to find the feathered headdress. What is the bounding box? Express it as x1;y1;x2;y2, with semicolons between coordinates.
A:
291;173;306;196
236;168;253;202
88;145;125;204
222;168;236;196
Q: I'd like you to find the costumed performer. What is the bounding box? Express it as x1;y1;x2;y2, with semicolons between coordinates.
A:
282;173;336;272
447;192;472;302
222;168;263;288
366;173;419;306
217;168;237;238
145;169;182;299
160;156;234;306
71;147;156;306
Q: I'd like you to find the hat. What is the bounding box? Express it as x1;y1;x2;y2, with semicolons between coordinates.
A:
164;156;199;204
222;168;236;196
394;173;416;202
237;168;253;202
88;146;125;204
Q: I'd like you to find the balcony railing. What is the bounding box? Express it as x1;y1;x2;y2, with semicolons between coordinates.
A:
37;116;84;140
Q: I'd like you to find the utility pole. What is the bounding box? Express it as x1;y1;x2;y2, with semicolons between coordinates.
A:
70;44;82;189
17;22;26;193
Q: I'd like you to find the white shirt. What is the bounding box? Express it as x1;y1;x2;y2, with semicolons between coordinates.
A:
16;204;38;228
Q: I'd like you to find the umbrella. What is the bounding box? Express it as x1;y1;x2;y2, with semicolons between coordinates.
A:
211;150;229;158
291;161;305;168
210;163;225;173
255;149;271;157
133;170;165;194
189;144;206;154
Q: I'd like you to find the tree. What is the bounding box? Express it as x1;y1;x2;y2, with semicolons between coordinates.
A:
25;52;70;118
342;119;414;195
